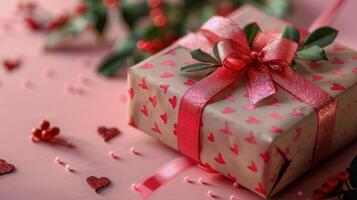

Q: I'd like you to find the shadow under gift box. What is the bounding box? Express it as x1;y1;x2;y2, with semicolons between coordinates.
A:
127;5;357;198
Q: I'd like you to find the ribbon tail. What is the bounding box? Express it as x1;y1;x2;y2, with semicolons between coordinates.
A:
270;67;337;165
246;65;276;104
135;157;194;199
177;67;244;162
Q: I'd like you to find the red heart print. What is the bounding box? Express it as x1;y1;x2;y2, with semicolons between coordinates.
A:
330;83;345;91
247;161;258;172
141;105;148;117
244;131;257;144
226;172;237;182
214;153;226;165
259;151;270;163
86;176;111;192
168;96;177;109
138;77;148;90
353;67;357;73
244;104;255;110
183;80;195;86
312;75;324;81
208;133;215;142
352;56;357;60
291;108;304;116
270;126;283;134
267;98;280;107
268;112;281;120
230;143;239;155
160;71;174;78
160;113;168;124
140;63;154;69
148;95;157;107
331;57;344;64
294;128;302;141
161;60;176;67
219;121;232;136
225;95;236;102
160;84;169;93
222;107;236;114
0;159;15;175
245;117;260;124
128;88;134;100
151;123;161;134
255;183;266;195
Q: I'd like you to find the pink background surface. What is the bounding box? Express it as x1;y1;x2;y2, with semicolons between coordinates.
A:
0;0;356;200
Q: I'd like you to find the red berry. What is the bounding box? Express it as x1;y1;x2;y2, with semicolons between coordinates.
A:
148;0;161;8
326;176;339;188
75;3;87;15
312;190;325;200
49;127;60;137
24;17;40;30
217;2;235;16
32;128;42;139
41;130;53;140
39;120;50;130
338;170;350;181
321;182;335;193
103;0;118;8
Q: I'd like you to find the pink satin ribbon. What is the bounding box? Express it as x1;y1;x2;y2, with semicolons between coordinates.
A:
177;16;337;165
135;157;194;199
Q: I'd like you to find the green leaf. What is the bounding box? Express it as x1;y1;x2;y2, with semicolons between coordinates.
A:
191;49;219;64
290;59;298;71
302;27;338;48
349;156;357;188
97;51;132;76
212;43;221;62
296;45;327;61
243;22;261;48
282;25;300;42
251;0;291;17
181;63;215;73
120;0;149;29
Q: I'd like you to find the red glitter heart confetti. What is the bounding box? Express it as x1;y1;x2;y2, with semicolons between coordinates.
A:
3;58;21;71
0;159;15;175
97;126;120;142
86;176;111;192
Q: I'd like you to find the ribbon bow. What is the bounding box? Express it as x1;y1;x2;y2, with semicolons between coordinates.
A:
202;17;299;104
177;16;336;166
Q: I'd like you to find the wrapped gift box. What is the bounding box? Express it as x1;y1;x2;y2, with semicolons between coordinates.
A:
128;5;357;198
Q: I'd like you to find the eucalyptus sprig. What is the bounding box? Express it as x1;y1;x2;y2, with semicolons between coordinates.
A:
282;25;338;70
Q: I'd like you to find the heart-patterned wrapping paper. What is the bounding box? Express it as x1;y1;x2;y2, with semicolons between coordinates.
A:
127;5;357;198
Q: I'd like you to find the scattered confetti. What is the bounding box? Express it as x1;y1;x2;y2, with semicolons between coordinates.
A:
42;68;55;77
229;195;237;200
184;176;194;183
0;159;15;175
3;58;21;71
296;190;304;197
87;176;111;192
54;156;64;165
130;147;140;155
97;126;120;142
65;164;75;172
207;190;217;198
21;79;33;89
233;182;240;188
198;177;208;185
108;151;118;159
